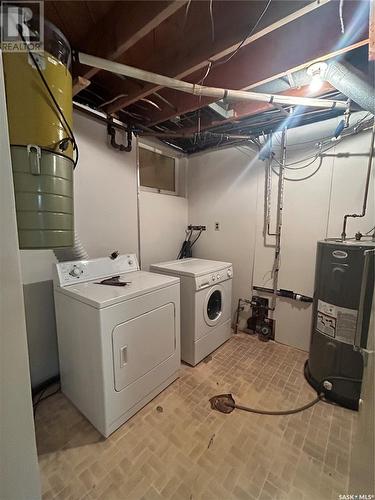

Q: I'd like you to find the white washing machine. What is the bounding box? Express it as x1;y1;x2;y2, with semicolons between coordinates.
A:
53;254;180;437
150;258;233;366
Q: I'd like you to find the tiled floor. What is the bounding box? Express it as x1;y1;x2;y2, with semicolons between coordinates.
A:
36;334;357;500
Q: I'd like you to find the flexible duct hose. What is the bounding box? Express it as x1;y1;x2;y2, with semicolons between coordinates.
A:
324;61;375;114
53;233;89;262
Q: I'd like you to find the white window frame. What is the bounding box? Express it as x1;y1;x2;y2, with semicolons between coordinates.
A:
137;141;179;196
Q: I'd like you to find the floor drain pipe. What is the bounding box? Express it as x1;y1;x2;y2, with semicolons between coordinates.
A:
271;127;287;314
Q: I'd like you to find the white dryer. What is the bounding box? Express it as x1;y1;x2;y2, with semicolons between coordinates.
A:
150;258;233;366
53;254;180;437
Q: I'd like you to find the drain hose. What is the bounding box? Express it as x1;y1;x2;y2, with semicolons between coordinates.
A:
209;366;362;416
233;395;323;415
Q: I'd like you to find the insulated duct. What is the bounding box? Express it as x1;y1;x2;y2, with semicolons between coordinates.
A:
323;61;375;114
53;233;89;262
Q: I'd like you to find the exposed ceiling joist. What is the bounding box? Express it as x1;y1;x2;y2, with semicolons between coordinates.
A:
105;0;330;114
370;0;375;61
79;1;188;81
143;0;369;127
72;76;91;97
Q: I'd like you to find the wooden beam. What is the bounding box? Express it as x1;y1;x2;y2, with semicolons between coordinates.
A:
144;0;369;127
106;0;331;114
79;1;187;80
370;0;375;61
72;76;90;97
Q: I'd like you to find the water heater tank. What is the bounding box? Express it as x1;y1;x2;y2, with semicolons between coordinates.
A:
3;21;74;249
305;240;375;409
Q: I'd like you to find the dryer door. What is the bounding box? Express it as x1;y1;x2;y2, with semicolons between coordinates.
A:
112;303;176;392
204;285;224;326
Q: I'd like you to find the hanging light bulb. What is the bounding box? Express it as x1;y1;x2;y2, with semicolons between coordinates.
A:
307;62;328;93
309;73;324;92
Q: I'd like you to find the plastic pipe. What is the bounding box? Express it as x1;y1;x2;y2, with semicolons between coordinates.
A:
78;52;347;111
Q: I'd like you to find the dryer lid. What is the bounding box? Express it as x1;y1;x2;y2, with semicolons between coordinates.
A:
150;258;232;278
55;270;179;309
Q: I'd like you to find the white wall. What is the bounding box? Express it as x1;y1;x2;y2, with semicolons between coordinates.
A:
0;53;41;500
188;146;259;323
74;112;139;258
139;191;188;270
19;112;188;387
188;114;374;351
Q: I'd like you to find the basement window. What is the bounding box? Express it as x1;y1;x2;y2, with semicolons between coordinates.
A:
138;146;176;194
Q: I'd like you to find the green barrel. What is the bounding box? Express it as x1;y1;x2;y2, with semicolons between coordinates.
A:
11;146;74;249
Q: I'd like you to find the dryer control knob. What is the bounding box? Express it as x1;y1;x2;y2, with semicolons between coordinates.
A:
217;274;220;280
227;269;232;277
69;266;81;277
212;275;216;281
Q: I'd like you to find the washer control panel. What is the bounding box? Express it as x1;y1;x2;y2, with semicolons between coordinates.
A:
54;254;139;286
196;266;233;290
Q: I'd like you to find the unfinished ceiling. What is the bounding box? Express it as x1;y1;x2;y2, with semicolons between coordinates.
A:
42;0;373;153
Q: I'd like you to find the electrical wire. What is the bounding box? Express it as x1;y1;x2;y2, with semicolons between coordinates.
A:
269;113;374;176
272;141;338;168
190;228;203;248
33;384;61;415
196;0;272;86
354;112;371;127
272;156;323;182
17;24;79;169
209;0;215;42
183;0;192;31
199;61;213;86
261;114;371;156
339;0;345;34
274;154;320;171
215;0;272;66
177;228;193;259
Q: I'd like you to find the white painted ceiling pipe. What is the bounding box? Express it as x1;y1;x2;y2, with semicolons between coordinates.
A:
78;52;347;111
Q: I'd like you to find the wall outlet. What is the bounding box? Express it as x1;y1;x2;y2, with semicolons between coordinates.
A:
215;222;220;231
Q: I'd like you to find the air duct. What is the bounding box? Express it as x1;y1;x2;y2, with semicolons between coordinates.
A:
53;233;89;262
323;61;375;114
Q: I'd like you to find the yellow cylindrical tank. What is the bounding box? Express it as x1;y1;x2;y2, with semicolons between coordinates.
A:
3;21;74;249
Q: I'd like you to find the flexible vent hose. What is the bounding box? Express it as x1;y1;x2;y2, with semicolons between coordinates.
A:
53;233;89;262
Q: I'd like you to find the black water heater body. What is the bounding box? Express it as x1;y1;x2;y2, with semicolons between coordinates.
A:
305;240;375;410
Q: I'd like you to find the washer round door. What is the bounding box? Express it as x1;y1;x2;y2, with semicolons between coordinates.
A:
204;285;224;326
